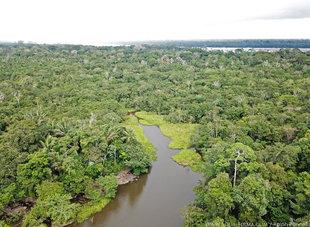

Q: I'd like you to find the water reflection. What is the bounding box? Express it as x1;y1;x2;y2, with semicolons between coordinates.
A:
76;124;203;227
85;171;149;227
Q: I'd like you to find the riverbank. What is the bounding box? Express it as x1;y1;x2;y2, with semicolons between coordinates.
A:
72;116;155;225
2;112;201;227
134;111;203;172
171;149;204;173
121;114;157;158
135;111;198;149
71;111;202;226
73;122;203;227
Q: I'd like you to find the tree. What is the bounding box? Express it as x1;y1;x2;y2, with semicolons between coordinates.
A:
297;130;310;172
98;175;118;198
196;173;234;221
22;181;78;226
1;120;41;153
262;163;291;223
227;142;256;186
233;174;269;222
202;142;256;184
290;172;310;217
264;143;301;170
17;151;52;196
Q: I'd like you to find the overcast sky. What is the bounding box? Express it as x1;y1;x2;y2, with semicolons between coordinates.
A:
1;0;310;45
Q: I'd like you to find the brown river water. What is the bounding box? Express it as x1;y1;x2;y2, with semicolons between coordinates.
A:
73;121;203;227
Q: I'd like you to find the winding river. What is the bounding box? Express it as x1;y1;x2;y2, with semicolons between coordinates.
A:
76;121;203;227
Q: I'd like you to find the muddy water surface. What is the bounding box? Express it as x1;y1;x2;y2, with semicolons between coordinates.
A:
76;123;203;227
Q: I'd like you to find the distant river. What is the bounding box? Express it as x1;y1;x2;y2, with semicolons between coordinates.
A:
75;121;203;227
202;47;310;52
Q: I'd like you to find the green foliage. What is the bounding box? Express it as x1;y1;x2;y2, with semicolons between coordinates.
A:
123;143;151;175
196;173;234;220
1;120;41;153
23;181;78;226
233;174;269;222
0;183;24;217
0;193;9;217
160;123;198;149
0;221;10;227
201;142;257;181
85;163;104;179
98;175;118;198
290;172;310;216
247;118;280;143
182;205;206;227
171;149;203;172
121;115;156;157
135;111;166;126
183;173;237;226
76;196;111;223
17;152;52;196
60;168;92;195
263;163;291;222
36;181;65;197
297;130;310;172
87;189;101;200
0;44;309;225
263;143;301;170
136;111;198;149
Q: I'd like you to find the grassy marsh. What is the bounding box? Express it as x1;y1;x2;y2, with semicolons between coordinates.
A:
77;197;111;223
171;149;204;173
135;111;198;149
135;111;203;172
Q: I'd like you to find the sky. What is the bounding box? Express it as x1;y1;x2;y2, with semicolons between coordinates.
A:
1;0;310;45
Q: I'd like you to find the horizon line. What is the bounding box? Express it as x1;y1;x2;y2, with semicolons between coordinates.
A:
1;38;310;47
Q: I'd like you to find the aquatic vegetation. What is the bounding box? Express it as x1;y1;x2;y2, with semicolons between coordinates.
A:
135;111;166;126
1;43;309;225
136;111;198;149
121;115;156;157
76;197;111;223
171;149;204;173
160;123;198;149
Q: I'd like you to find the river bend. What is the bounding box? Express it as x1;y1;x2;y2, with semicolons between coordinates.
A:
77;123;203;227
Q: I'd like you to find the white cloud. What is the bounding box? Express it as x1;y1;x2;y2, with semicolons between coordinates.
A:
0;0;309;45
255;2;310;20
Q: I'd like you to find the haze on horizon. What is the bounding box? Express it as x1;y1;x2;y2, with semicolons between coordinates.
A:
1;0;310;46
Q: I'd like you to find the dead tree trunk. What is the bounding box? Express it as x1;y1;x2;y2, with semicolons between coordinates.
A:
233;149;240;187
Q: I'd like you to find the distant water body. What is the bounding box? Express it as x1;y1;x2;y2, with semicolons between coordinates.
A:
102;44;310;52
202;47;310;52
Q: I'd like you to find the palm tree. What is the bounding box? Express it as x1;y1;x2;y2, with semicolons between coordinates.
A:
40;135;55;153
107;145;117;162
105;125;122;143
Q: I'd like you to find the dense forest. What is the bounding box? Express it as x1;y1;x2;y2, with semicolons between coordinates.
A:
0;43;310;226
